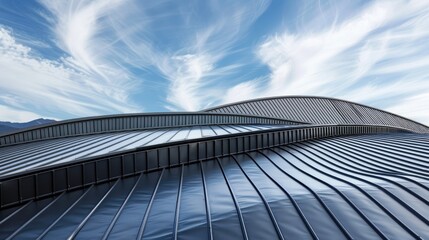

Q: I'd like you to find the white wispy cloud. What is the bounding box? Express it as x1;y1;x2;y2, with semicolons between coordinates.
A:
223;0;429;124
0;0;145;122
143;0;271;111
1;0;429;125
0;105;43;123
41;0;271;112
161;54;215;111
40;0;140;101
388;92;429;124
0;25;139;122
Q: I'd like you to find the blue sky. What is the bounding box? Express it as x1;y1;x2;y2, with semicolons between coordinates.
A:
1;0;429;124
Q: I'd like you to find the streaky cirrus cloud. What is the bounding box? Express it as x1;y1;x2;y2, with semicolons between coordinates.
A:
1;0;429;125
0;0;145;122
223;0;429;124
41;0;270;112
96;0;271;111
0;26;139;122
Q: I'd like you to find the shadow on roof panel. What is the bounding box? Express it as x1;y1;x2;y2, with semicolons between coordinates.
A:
1;133;428;239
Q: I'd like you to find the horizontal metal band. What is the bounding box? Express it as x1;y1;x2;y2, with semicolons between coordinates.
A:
0;112;304;147
0;124;410;209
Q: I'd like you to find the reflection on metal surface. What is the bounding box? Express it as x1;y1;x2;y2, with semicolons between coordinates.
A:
0;124;407;209
1;134;428;239
1;95;428;239
0;113;302;147
0;124;288;177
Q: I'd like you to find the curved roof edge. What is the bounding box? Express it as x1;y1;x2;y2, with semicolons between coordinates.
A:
0;123;410;208
0;112;299;136
0;112;306;147
0;123;412;180
202;95;429;132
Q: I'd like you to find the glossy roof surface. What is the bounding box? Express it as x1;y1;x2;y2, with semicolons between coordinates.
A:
0;124;291;178
0;112;302;147
1;95;428;239
1;133;428;239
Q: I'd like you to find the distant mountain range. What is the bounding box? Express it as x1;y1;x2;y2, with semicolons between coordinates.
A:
0;118;56;134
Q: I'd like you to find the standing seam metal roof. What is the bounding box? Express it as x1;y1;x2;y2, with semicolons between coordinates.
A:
202;96;429;133
0;124;291;178
0;134;428;239
0;95;428;239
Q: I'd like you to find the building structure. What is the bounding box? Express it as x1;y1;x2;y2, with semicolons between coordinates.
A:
0;96;428;239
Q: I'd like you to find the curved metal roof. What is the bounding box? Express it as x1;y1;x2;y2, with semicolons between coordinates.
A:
0;112;304;147
1;133;428;239
203;96;429;133
0;95;428;239
0;123;407;209
0;124;292;178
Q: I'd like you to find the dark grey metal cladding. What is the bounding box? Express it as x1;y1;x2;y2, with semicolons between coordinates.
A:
203;96;429;133
0;113;304;147
0;124;410;208
0;125;288;178
1;133;428;239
